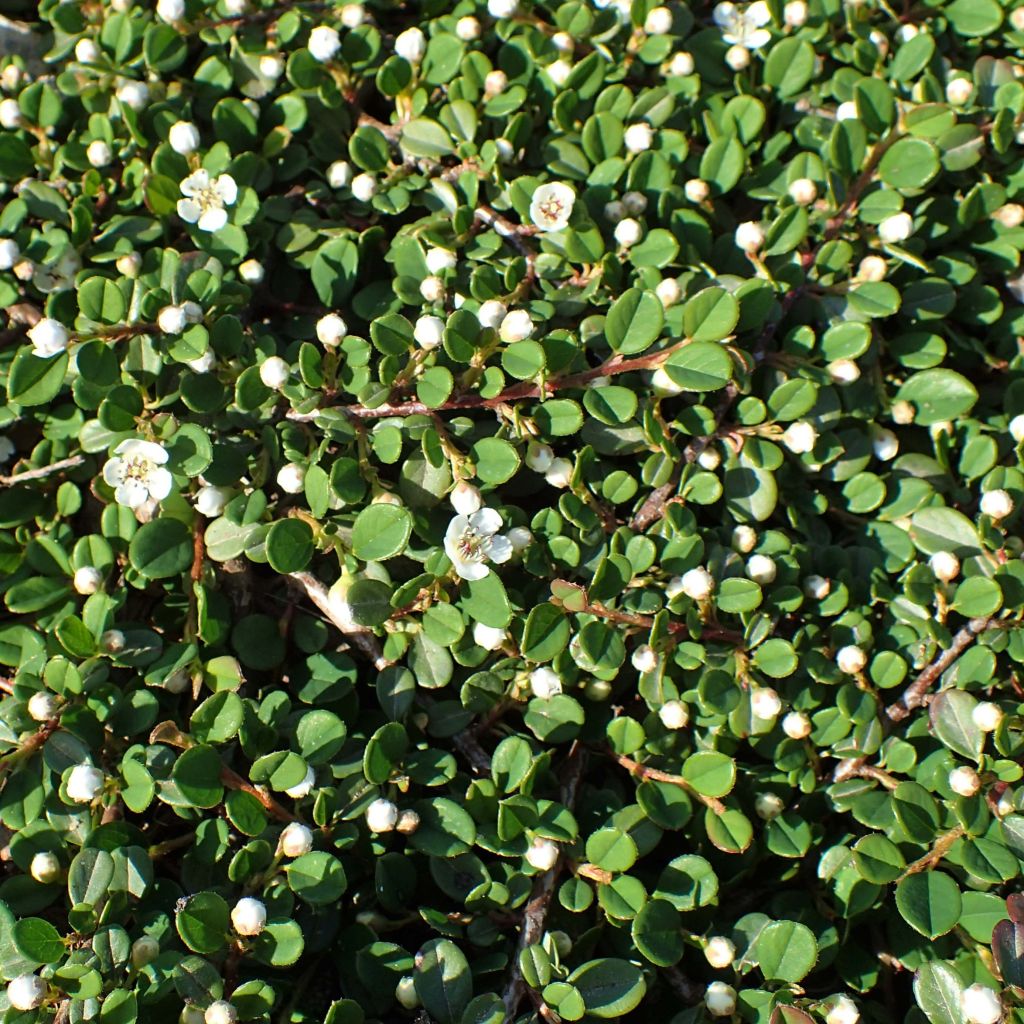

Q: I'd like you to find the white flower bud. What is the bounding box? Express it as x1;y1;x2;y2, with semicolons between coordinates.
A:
546;59;573;87
825;995;860;1024
746;554;777;585
278;822;314;857
29;851;61;884
735;220;765;253
101;629;126;652
879;212;913;244
473;622;507;650
366;797;399;833
945;77;973;105
419;275;446;303
973;702;1003;733
308;25;341;62
340;3;365;27
316;313;348;347
0;238;19;271
659;700;689;730
529;667;562;700
450;480;482;515
788;177;817;205
395;27;427;63
704;936;736;969
396;976;420;1009
239;259;264;284
259;356;290;390
73;566;103;595
705;981;737;1016
890;398;915;425
995;204;1024;229
131;936;159;968
871;427;898;462
28;318;70;357
116;81;150;111
632;645;660;673
544;457;574;489
285;764;315;798
7;975;47;1012
188;351;216;373
351;173;377;202
87;139;112;168
755;792;785;820
414;315;445;349
614;218;642;247
683;181;710;207
477;299;506;329
205;1001;238;1024
525;837;559;871
645;5;673;33
1010;414;1024;442
157;305;187;335
981;488;1014;519
836;100;858;120
998;788;1016;817
0;98;22;130
169;120;200;155
485;70;508;97
456;16;482;40
960;985;1002;1024
506;526;532;550
157;0;185;20
782;420;818;454
656;277;682;307
929;551;960;582
552;31;574;52
27;691;59;722
697;447;721;471
837;645;867;675
193;485;230;520
277;463;306;494
488;0;519;16
1013;6;1024;28
75;39;100;63
782;711;812;739
526;442;555;472
733;524;757;553
425;247;457;274
396;809;420;834
726;43;751;69
949;766;981;797
116;251;142;277
751;687;782;720
858;255;887;282
668;51;695;76
784;0;808;25
681;567;715;600
500;309;533;342
828;358;861;385
666;576;686;600
260;54;285;79
67;764;105;803
231;897;267;937
327;160;353;189
624;123;654;153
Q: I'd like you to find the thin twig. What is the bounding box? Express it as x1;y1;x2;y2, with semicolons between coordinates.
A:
898;825;965;879
220;765;296;823
0;455;85;487
418;694;493;774
588;600;743;646
612;753;726;815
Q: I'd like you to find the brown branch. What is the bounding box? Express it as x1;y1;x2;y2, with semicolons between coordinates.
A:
612;753;726;815
0;455;85;487
474;204;538;282
220;765;296;822
886;616;993;722
849;762;900;790
665;966;704;1004
823;130;905;242
587;600;743;646
898;825;965;879
504;744;588;1020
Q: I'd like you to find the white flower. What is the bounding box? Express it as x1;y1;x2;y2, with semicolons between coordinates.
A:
614;218;642;247
624;123;654;153
473;622;507;650
837;645;867;675
659;700;689;730
395;27;427;63
545;458;574;489
525;837;559;870
949;765;981;797
828;358;861;385
425;247;457;274
7;975;47;1012
530;182;576;231
755;792;785;820
929;550;960;582
681;566;715;600
733;524;757;552
396;809;420;833
67;763;105;803
825;995;860;1024
259;356;290;389
285;764;315;799
231;897;266;937
445;508;513;581
500;309;533;342
506;526;532;550
456;15;482;39
656;278;681;307
645;5;673;33
156;0;185;22
705;981;737;1017
103;440;173;509
973;702;1003;733
87;139;112;168
277;463;306;495
75;38;100;63
632;645;659;673
116;81;150;111
169;120;200;155
260;54;285;78
73;566;103;595
239;259;264;284
477;300;507;329
157;305;187;335
366;797;399;833
946;77;973;105
28;318;70;357
547;59;573;87
177;170;237;233
488;0;519;16
714;0;772;47
0;98;21;129
27;691;59;722
751;687;781;720
351;173;377;201
450;480;483;515
782;420;817;454
735;221;765;253
981;489;1014;519
205;1001;238;1024
879;212;913;244
782;711;812;739
788;177;817;205
0;238;19;270
195;485;231;518
29;851;61;884
308;25;341;62
414;315;445;350
668;51;695;75
420;275;445;303
704;936;736;969
784;0;807;25
340;3;365;27
101;629;126;652
279;822;314;857
960;985;1002;1024
131;937;160;968
317;313;348;347
746;554;776;585
529;667;562;699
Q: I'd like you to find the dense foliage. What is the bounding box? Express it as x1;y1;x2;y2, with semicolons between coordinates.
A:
3;0;1024;1023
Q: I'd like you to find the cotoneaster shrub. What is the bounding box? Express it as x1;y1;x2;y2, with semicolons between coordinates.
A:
2;1;1024;1023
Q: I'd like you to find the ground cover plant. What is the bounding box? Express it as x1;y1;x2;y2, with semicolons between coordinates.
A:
3;0;1024;1022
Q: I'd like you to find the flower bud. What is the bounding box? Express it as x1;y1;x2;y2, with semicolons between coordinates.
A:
735;220;765;253
891;399;915;424
945;77;973;105
681;567;714;600
949;766;981;797
285;764;315;798
29;851;61;884
704;936;736;969
631;645;659;673
169;120;201;155
858;255;887;281
782;421;818;454
396;809;420;834
659;700;689;730
972;702;1003;733
725;44;750;70
316;313;347;347
455;16;482;40
158;305;187;335
529;667;562;700
837;645;867;675
276;463;306;494
0;98;22;129
488;0;519;16
825;995;860;1024
614;218;642;247
87;139;112;168
705;981;737;1016
414;315;445;350
395;27;426;63
231;897;267;936
506;526;532;550
828;358;861;385
525;442;554;473
879;212;913;244
308;25;341;62
0;237;19;271
101;629;126;652
259;356;289;390
27;691;59;722
327;160;352;189
340;3;364;27
755;792;785;820
75;38;100;63
685;178;709;203
960;985;1001;1024
929;551;960;582
751;687;782;720
624;123;654;153
131;935;160;968
782;711;812;739
784;0;808;25
473;622;507;651
747;554;777;585
872;427;898;461
732;524;757;553
66;764;105;803
544;458;574;489
995;204;1024;229
668;51;695;76
419;275;446;303
981;489;1014;519
525;837;559;871
476;300;506;329
278;822;314;857
395;976;420;1009
351;173;377;202
788;177;817;205
7;975;47;1012
205;1001;238;1024
697;447;721;471
644;6;673;33
656;277;681;307
366;797;399;833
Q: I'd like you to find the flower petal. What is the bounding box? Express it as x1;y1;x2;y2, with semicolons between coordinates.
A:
215;175;238;205
746;28;771;47
446;515;470;541
180;169;209;196
135;440;168;464
488;535;514;564
197;207;228;232
455;560;489;581
469;508;503;537
115;479;148;508
102;458;124;486
747;1;772;25
176;198;201;223
713;2;737;26
147;467;174;501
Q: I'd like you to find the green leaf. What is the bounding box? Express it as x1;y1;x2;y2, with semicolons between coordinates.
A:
929;690;983;760
662;343;733;392
414;939;473;1024
631;899;684;967
605;289;664;355
286;852;348;905
176;892;230;954
129;519;192;579
585;828;638;872
172;745;225;809
753;920;818;982
12;919;64;965
896;369;978;425
8;349;69;407
567;959;646;1019
896;872;963;939
682;288;739;343
351;504;412;561
521;604;570;662
682;751;736;797
913;961;966;1024
266;519;315;574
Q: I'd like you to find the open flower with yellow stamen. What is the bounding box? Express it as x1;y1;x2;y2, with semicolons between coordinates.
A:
102;440;173;508
529;182;576;231
444;508;514;581
177;170;238;232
